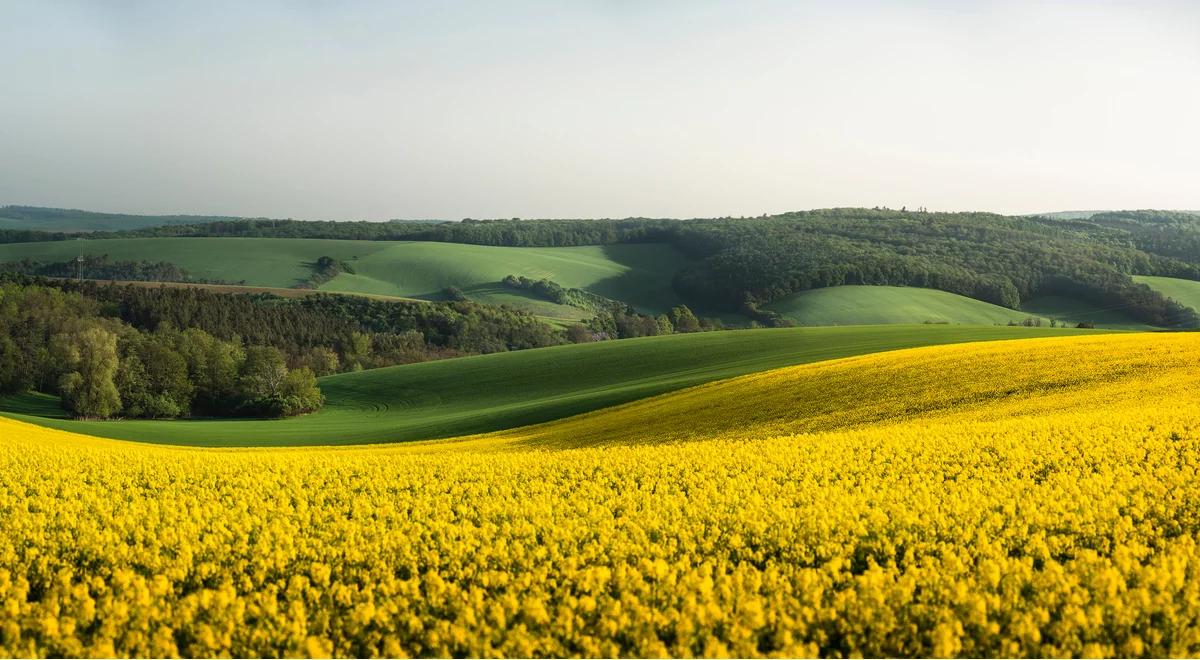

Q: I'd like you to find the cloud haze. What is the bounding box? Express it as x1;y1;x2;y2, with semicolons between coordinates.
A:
1;1;1198;219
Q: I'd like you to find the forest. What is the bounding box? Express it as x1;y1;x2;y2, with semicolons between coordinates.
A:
24;276;567;363
5;207;1200;327
668;210;1200;327
0;281;323;419
0;275;586;419
0;272;749;421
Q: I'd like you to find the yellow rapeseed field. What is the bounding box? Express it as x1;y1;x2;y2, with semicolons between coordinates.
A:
4;333;1200;657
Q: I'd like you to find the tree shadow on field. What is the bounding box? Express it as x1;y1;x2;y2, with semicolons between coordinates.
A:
590;244;691;315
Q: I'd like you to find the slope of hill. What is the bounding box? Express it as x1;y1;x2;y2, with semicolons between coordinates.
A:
763;285;1049;326
0;205;245;232
318;241;687;314
0;237;385;287
1018;295;1157;330
0;237;687;316
3;332;1199;657
0;324;1098;446
1032;210;1107;220
12;206;1200;328
1134;275;1200;314
9;206;1200;328
494;331;1196;449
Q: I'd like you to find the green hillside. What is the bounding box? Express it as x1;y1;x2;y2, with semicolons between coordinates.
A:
764;285;1048;326
1018;295;1155;330
0;237;382;287
0;206;236;233
767;285;1153;329
0;237;687;316
1134;275;1200;317
0;325;1105;447
10;206;1200;329
318;241;687;314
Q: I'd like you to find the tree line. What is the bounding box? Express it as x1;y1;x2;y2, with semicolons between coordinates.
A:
11;275;566;369
0;274;749;419
0;281;322;419
666;210;1200;327
0;256;199;283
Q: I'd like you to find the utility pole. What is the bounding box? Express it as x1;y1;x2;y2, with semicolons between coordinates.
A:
77;238;84;282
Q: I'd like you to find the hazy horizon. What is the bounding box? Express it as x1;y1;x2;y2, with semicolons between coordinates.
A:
6;203;1200;224
2;1;1198;221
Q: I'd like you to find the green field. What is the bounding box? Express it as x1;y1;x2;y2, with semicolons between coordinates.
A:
0;208;199;233
0;237;687;316
0;237;383;288
318;241;687;314
1134;275;1200;319
7;237;1190;327
0;325;1106;447
1018;295;1154;330
765;285;1050;326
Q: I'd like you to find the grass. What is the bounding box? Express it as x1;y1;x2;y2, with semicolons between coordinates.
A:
763;284;1156;330
1134;275;1200;318
495;332;1198;450
0;208;200;233
455;283;590;321
0;238;687;316
64;278;425;303
1018;295;1154;330
0;324;1108;447
1;329;1192;658
318;242;687;314
0;237;388;288
764;285;1050;326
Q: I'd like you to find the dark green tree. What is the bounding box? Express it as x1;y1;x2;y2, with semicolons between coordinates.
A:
59;325;122;419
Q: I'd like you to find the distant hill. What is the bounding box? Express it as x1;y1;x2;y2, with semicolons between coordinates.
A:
0;236;688;318
764;285;1049;327
7;205;1200;329
1034;210;1109;220
0;205;247;233
0;205;442;233
1034;209;1200;221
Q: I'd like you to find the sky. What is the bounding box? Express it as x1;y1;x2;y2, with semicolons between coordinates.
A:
1;1;1198;220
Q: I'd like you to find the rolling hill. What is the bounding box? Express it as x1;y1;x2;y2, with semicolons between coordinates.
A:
0;324;1100;447
316;241;687;314
9;207;1200;329
8;207;1200;329
0;205;244;233
1134;275;1200;316
0;237;688;317
763;285;1049;326
762;284;1161;330
1018;295;1157;330
1;330;1194;657
493;331;1196;450
0;237;382;287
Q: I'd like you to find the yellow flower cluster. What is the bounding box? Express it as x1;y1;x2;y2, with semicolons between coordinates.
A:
3;333;1200;657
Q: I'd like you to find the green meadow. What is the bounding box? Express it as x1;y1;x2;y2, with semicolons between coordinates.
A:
1;324;1104;447
0;237;686;316
1135;275;1200;321
317;241;687;314
762;284;1158;329
1018;295;1155;330
764;285;1046;326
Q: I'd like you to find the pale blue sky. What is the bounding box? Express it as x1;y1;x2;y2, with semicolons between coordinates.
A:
1;1;1197;219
